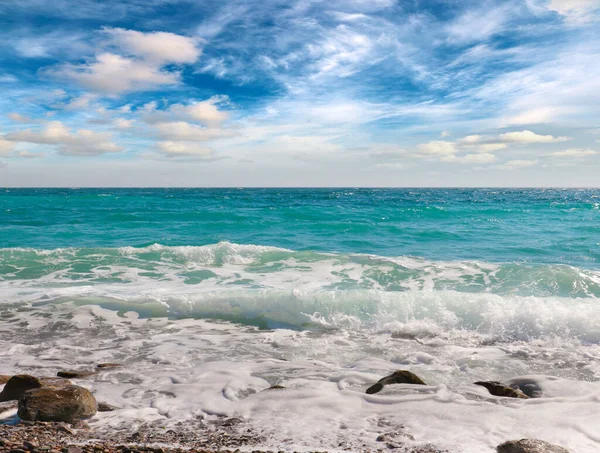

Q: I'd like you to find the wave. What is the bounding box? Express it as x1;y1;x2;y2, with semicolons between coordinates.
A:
1;242;600;342
2;241;600;297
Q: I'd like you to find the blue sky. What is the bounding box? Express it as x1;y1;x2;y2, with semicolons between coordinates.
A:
0;0;599;186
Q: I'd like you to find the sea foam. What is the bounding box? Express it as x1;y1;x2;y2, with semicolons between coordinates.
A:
1;242;600;451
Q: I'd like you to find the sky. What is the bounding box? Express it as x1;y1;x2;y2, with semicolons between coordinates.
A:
0;0;599;187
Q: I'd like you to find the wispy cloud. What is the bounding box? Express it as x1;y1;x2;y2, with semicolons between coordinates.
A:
548;147;597;157
495;159;539;170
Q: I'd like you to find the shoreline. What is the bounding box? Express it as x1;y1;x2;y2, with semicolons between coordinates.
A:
0;418;448;453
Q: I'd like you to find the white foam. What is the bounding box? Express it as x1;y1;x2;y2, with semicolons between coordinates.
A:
2;243;600;451
1;303;600;451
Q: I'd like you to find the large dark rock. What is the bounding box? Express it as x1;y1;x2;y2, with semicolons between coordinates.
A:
474;381;529;399
497;439;570;453
0;375;11;385
366;370;426;394
18;385;97;423
0;375;43;402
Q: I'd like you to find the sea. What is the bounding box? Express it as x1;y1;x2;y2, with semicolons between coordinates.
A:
1;188;599;452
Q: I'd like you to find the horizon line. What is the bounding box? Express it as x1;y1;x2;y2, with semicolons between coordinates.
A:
1;186;600;190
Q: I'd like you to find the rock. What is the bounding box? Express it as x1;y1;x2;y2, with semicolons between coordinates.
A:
366;370;426;394
96;363;121;369
56;423;75;435
56;370;96;379
23;441;37;450
97;402;118;412
0;375;43;402
265;385;285;390
18;385;97;423
497;439;570;453
474;381;529;399
0;374;11;384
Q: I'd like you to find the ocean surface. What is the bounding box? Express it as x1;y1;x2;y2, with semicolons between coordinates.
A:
1;188;599;452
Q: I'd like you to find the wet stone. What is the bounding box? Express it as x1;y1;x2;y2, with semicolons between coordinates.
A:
56;371;96;379
366;370;426;394
475;381;529;399
497;439;570;453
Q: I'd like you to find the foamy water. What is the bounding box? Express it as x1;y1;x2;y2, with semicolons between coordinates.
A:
1;241;600;452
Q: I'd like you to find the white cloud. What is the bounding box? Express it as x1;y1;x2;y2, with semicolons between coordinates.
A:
154;121;237;141
457;135;508;152
446;5;512;44
496;159;539;170
0;74;18;83
461;153;497;164
478;143;508;152
473;43;600;129
373;162;406;169
0;136;16;156
6;121;122;156
498;130;570;143
141;96;230;127
48;53;180;95
156;141;214;159
8;113;34;123
45;28;201;96
61;93;98;110
545;0;600;22
103;28;201;64
417;140;457;156
113;118;134;129
305;25;376;78
502;107;558;126
15;150;45;159
459;135;484;144
253;134;343;156
376;130;574;168
549;148;598;157
11;32;91;59
458;130;570;150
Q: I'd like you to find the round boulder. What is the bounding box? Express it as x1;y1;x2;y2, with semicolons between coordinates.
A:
18;385;97;423
0;375;43;402
497;439;570;453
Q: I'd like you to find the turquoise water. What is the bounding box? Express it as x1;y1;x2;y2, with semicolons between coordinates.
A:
1;188;600;335
2;188;600;266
